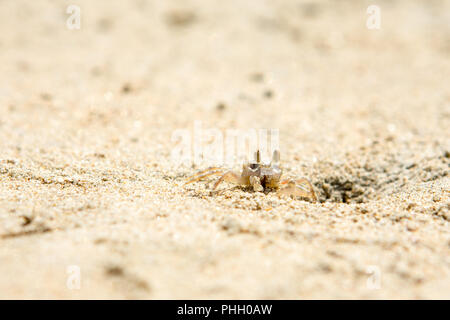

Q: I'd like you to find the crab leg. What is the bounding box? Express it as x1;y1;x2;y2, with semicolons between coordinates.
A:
186;167;223;177
278;178;317;202
184;168;224;185
213;171;246;190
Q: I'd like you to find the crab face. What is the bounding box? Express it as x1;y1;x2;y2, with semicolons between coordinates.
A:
242;162;282;189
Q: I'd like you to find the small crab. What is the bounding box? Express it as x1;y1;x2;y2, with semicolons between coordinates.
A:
184;150;317;202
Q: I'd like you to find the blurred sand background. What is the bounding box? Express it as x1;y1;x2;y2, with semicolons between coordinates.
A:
0;0;449;299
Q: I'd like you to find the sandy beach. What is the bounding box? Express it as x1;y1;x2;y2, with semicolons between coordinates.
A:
0;0;449;299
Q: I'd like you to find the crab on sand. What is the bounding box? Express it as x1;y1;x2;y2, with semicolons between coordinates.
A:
184;150;316;202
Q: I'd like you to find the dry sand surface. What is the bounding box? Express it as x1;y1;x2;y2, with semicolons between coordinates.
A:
0;0;449;299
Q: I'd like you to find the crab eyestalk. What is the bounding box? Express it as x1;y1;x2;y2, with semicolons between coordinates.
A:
254;150;261;164
272;150;280;165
